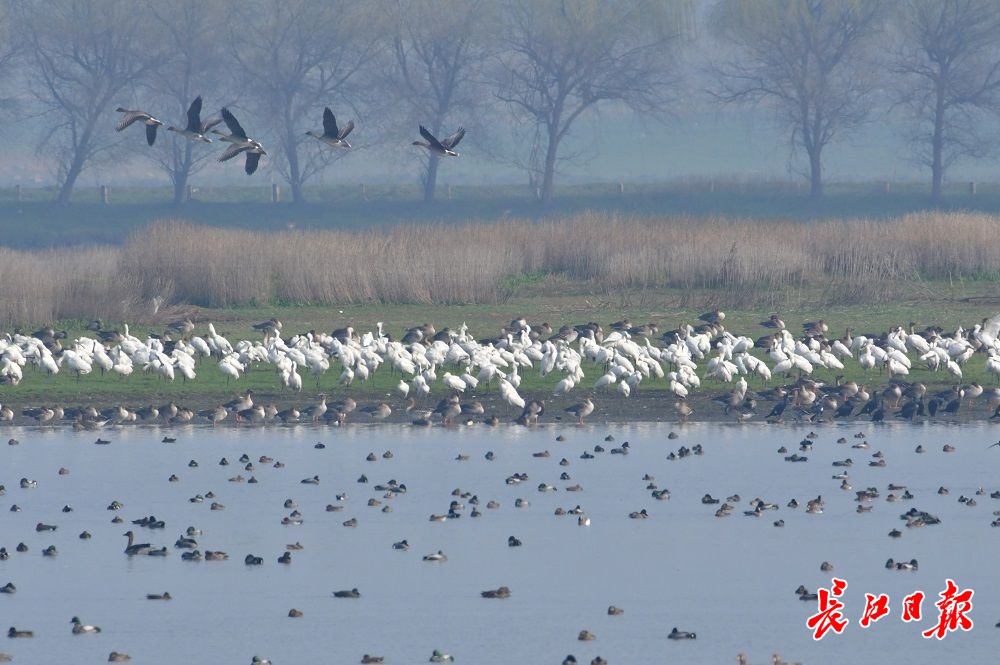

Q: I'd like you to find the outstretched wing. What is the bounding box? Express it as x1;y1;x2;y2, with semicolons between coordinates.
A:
441;126;465;149
218;143;249;163
146;123;158;146
338;119;354;140
322;107;338;138
245;151;262;175
201;115;223;133
419;125;446;151
984;313;1000;343
186;96;203;132
221;107;247;139
116;111;141;132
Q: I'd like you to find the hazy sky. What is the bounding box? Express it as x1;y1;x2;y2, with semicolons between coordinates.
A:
6;103;992;191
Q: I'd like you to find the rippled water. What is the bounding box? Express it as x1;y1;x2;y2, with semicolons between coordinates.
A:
1;422;998;665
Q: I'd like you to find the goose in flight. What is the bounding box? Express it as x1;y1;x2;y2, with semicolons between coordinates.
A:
115;108;163;146
306;107;354;149
167;96;219;143
216;108;266;174
413;125;465;157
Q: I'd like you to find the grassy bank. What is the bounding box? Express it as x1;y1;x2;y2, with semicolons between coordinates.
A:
1;296;997;408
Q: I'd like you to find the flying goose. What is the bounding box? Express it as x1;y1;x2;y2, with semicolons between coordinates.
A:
215;108;266;174
115;108;163;146
166;96;217;143
413;125;465;157
306;107;354;149
218;141;266;175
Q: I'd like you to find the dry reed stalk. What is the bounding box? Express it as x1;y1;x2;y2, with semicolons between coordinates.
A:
0;213;995;326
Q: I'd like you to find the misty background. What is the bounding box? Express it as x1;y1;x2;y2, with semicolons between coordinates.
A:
0;0;999;202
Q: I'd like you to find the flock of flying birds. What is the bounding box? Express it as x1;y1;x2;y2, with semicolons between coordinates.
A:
115;95;466;174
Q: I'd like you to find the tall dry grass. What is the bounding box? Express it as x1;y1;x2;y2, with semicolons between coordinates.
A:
0;212;997;325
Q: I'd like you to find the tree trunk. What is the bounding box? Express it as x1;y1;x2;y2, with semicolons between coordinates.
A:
285;133;304;204
56;153;87;205
540;132;560;204
172;142;193;205
423;153;440;202
808;147;823;200
930;82;946;204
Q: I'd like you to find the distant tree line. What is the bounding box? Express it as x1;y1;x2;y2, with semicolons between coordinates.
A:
1;0;999;205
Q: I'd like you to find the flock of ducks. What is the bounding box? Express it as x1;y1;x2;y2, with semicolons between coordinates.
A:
3;312;1000;429
116;96;465;175
5;414;829;664
4;394;994;661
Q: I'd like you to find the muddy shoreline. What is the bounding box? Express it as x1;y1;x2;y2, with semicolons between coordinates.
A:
5;389;998;429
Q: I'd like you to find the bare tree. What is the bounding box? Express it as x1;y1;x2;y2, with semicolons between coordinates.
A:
710;0;883;199
387;0;494;202
14;0;165;204
891;0;1000;202
228;0;380;204
144;0;230;205
494;0;686;204
0;6;22;121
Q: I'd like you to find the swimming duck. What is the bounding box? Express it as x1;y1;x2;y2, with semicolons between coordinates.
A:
71;616;101;634
306;107;355;149
122;531;153;556
333;588;361;598
507;535;522;547
668;627;696;640
204;551;228;561
146;592;171;600
108;652;132;662
392;539;410;550
0;583;14;594
578;630;596;641
481;586;511;599
413;125;465;157
361;656;384;664
423;550;447;562
288;608;303;618
607;605;624;615
244;554;263;565
7;627;32;638
429;650;454;662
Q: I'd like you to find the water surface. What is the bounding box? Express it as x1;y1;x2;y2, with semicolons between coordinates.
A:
1;422;996;664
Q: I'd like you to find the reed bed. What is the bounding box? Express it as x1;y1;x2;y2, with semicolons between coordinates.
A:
1;212;998;325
